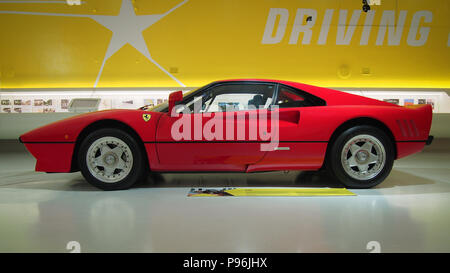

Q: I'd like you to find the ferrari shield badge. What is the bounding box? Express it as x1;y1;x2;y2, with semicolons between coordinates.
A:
142;113;151;122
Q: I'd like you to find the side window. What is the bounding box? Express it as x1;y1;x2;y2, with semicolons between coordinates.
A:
276;86;312;108
202;84;275;113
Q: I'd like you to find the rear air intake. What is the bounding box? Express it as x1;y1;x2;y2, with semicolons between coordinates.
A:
396;119;419;137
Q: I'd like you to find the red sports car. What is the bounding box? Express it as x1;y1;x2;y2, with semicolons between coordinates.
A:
20;79;433;190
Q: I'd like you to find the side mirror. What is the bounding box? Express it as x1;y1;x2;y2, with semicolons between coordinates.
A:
168;90;183;117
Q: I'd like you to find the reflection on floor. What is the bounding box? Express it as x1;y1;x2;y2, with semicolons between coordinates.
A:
0;139;449;252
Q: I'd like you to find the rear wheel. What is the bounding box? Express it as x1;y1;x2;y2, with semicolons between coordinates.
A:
78;128;146;190
327;125;394;188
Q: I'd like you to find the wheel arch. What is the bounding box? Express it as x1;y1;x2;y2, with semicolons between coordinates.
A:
70;119;149;172
323;117;397;168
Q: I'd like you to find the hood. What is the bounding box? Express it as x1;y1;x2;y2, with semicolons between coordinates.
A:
20;109;162;143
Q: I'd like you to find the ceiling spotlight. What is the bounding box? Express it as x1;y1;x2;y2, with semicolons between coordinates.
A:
66;0;81;5
362;0;371;12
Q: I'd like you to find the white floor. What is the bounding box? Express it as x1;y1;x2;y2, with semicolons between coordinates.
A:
0;140;449;253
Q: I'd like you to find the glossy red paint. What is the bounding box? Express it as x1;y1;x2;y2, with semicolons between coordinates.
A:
24;143;75;172
20;109;164;143
20;79;433;174
155;143;265;172
248;142;328;172
168;90;183;115
396;142;426;159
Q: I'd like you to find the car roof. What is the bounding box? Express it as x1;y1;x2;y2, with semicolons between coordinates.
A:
214;78;318;91
213;79;395;107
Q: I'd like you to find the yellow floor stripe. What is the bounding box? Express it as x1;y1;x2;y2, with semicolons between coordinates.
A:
188;188;356;197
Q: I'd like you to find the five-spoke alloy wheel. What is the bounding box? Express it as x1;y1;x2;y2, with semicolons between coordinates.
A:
78;128;146;190
328;125;394;188
86;136;133;184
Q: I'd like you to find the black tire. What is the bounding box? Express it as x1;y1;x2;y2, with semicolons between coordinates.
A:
327;125;394;189
78;128;147;190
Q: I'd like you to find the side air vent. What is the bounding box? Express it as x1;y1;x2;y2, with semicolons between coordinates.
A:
396;119;419;137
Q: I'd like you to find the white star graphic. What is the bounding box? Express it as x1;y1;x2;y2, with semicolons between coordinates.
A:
0;0;188;87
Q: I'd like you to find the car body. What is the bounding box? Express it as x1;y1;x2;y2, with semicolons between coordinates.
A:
20;79;433;190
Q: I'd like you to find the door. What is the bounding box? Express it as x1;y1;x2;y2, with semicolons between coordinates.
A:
155;82;277;171
248;84;328;171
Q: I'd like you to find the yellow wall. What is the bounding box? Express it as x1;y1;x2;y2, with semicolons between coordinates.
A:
0;0;449;89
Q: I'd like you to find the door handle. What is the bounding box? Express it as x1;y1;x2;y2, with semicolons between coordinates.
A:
274;147;290;151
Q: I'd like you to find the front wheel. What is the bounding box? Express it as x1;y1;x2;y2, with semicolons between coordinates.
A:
327;125;394;189
78;128;146;190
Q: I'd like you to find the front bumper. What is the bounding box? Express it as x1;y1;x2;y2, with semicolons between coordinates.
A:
426;135;434;145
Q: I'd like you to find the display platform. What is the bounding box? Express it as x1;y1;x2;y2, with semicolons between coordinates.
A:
0;139;449;252
187;187;356;197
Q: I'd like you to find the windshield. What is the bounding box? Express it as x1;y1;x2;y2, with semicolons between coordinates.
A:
139;87;201;112
146;101;168;112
